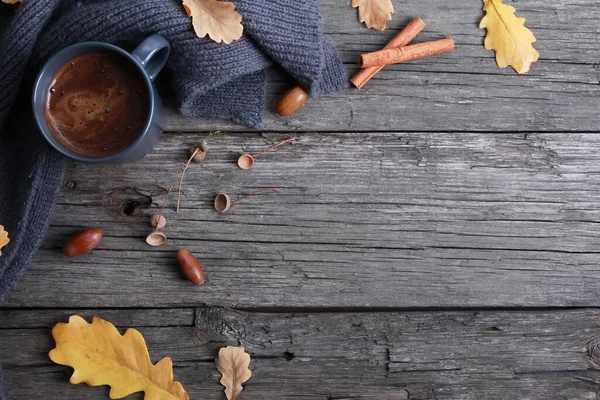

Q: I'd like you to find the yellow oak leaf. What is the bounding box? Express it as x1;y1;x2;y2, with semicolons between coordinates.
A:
182;0;243;45
351;0;394;31
49;315;189;400
0;226;9;256
216;346;252;400
479;0;539;74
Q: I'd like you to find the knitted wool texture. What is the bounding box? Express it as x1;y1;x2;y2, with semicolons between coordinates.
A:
0;1;347;397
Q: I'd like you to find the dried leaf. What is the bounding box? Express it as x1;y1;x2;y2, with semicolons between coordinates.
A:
182;0;243;44
216;346;252;400
351;0;394;31
479;0;539;74
49;315;189;400
0;226;9;256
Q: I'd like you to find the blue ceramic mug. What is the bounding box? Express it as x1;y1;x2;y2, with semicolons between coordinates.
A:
32;35;170;163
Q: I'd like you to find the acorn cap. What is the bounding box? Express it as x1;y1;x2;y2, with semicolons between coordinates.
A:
237;154;255;170
146;231;167;246
150;215;167;230
214;193;232;213
189;141;208;163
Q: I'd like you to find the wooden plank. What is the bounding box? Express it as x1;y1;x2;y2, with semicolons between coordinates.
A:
3;308;600;399
5;132;600;308
0;308;194;329
164;0;600;132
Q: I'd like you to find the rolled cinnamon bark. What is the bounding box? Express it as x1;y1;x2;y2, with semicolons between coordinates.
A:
359;38;455;68
351;17;426;89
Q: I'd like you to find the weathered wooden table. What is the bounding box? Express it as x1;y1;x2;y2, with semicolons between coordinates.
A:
2;1;600;399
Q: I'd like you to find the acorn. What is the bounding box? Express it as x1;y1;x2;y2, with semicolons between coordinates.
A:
63;228;102;257
176;249;205;284
277;86;308;117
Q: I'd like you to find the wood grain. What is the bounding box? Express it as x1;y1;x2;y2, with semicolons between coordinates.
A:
3;308;600;399
3;1;600;398
5;131;600;308
163;0;600;132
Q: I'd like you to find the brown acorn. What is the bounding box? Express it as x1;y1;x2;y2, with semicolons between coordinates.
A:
63;228;102;257
176;249;205;284
277;86;308;116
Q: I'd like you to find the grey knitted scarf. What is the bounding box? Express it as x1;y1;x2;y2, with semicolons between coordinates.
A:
0;0;347;397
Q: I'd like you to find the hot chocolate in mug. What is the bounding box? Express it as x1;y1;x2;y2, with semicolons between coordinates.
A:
32;35;170;163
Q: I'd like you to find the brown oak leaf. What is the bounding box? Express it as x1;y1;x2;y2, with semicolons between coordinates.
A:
182;0;243;44
216;346;252;400
351;0;394;31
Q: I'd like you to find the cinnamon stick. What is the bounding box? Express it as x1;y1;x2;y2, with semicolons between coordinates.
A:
359;38;455;69
351;17;426;89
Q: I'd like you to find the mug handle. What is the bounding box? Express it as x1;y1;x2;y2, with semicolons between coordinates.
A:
131;34;170;81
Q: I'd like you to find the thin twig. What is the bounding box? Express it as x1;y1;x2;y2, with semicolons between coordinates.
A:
251;138;297;158
155;185;173;232
177;148;199;213
231;188;279;205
